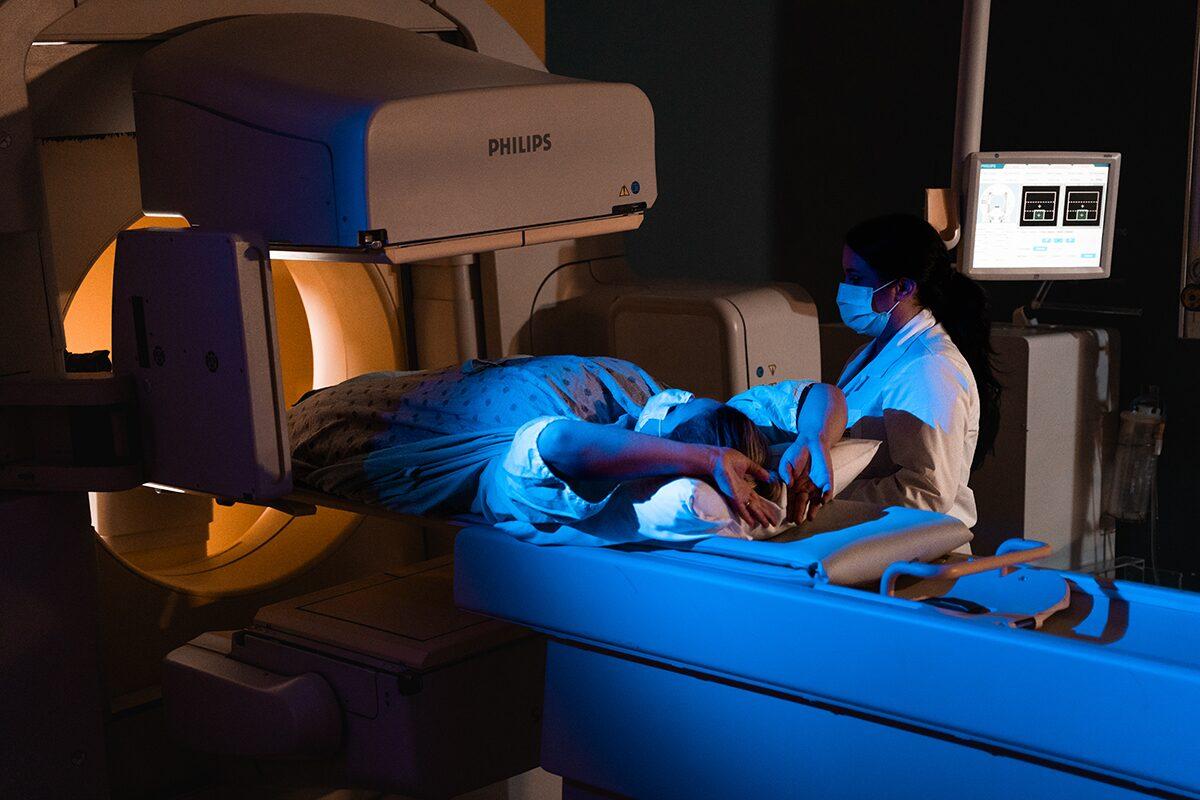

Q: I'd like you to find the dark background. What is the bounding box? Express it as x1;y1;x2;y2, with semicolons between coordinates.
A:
549;1;1200;584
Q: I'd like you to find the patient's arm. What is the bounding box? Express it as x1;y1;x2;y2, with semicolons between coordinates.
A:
538;421;776;527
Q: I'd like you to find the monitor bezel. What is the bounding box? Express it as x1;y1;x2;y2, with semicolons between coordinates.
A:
959;151;1121;281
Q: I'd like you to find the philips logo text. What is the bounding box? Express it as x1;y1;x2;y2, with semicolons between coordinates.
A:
488;134;552;157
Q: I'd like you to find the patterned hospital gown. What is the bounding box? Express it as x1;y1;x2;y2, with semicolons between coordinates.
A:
288;355;663;520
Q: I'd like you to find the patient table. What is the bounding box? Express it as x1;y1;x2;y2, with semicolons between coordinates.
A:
455;512;1200;800
164;495;1200;799
162;501;982;797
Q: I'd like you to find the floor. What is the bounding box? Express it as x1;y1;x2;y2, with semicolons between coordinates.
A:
174;768;562;800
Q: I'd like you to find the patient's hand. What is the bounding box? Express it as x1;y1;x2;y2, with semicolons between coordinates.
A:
706;447;775;529
779;435;834;523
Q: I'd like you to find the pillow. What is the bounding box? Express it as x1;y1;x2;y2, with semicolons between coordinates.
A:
829;438;882;495
628;477;786;542
630;438;885;543
767;437;882;497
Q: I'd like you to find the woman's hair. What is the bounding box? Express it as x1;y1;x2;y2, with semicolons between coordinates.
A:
845;213;1001;469
664;404;783;503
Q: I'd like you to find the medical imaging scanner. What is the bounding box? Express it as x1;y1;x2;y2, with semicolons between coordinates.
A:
2;2;1200;800
0;3;822;797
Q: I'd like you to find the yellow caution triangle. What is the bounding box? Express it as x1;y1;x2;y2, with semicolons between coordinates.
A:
619;185;631;197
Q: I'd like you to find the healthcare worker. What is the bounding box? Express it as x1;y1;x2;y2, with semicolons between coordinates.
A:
832;213;1001;527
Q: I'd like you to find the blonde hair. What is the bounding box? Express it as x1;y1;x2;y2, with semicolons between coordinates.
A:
664;404;782;504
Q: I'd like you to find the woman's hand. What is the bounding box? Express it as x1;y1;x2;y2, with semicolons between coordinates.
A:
537;421;779;528
779;435;835;523
706;447;776;528
785;382;845;523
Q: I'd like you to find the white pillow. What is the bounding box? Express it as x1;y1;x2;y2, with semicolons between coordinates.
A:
829;438;883;496
630;438;885;543
767;438;882;497
628;477;784;542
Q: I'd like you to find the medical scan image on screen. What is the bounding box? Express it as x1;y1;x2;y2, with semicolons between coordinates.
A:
972;161;1110;271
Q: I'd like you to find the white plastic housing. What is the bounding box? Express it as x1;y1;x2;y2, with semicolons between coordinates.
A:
608;284;822;400
132;13;657;255
111;228;291;500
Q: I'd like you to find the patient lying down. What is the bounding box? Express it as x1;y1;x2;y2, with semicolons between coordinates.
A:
288;355;846;545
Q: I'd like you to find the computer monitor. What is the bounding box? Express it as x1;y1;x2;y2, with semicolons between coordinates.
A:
959;151;1120;280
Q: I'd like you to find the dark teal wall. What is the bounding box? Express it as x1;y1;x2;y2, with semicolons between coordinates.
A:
547;2;781;283
777;2;962;313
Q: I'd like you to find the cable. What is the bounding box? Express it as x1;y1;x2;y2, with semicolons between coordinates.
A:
526;255;625;353
1149;463;1160;584
1032;279;1054;310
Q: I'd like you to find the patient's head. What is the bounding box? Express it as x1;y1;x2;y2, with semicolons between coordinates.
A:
660;399;782;503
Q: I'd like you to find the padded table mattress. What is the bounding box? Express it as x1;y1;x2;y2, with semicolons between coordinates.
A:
454;507;1200;799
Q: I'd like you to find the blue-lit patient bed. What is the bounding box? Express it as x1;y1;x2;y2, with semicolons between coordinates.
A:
175;369;1200;800
454;511;1200;800
173;466;1200;799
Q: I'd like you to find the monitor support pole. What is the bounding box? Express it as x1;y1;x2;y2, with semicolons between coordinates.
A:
930;0;991;252
1179;0;1200;339
951;0;991;197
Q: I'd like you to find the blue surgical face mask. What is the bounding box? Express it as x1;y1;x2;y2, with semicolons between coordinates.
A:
836;280;898;338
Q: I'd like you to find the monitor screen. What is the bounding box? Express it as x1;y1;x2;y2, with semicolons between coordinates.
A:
960;153;1119;280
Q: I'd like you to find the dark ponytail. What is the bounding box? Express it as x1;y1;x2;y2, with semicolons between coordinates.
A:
845;213;1001;469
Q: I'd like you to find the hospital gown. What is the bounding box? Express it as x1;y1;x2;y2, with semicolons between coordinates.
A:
289;355;818;543
289;356;664;524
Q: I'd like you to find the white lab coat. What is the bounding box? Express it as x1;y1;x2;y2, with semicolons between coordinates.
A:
836;308;980;527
